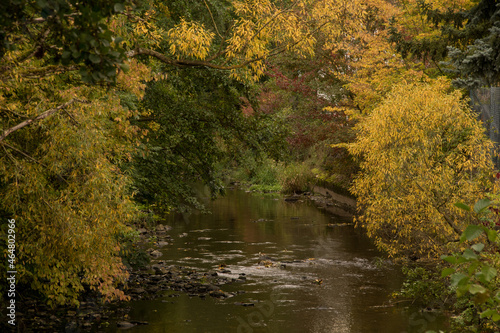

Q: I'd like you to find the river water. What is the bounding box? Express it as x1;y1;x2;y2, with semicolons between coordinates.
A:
107;189;446;333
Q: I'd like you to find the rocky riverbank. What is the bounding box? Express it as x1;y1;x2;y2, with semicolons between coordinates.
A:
7;227;244;332
280;186;356;220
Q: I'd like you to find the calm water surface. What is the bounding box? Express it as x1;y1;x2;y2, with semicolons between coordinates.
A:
107;189;446;333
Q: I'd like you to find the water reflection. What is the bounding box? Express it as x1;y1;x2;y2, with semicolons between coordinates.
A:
105;189;446;332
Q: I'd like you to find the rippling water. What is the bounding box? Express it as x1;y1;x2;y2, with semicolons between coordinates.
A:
106;189;447;333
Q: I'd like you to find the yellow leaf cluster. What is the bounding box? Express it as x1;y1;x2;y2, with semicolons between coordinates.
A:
132;9;165;48
167;19;215;60
116;59;152;99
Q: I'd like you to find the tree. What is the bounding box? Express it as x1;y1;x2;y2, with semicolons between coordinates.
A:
0;1;153;302
0;80;146;306
388;0;499;88
446;0;500;88
347;78;494;259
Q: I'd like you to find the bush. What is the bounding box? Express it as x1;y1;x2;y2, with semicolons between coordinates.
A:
397;266;451;308
278;162;315;194
249;159;281;192
348;78;494;259
441;198;500;331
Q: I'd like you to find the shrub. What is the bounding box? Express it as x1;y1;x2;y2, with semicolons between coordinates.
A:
441;198;500;331
348;78;494;259
278;162;315;194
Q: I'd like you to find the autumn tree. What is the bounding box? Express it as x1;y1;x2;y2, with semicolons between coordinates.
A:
0;72;151;305
348;78;494;259
0;0;148;306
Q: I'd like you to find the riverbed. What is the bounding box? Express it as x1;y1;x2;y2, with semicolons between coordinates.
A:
105;188;446;333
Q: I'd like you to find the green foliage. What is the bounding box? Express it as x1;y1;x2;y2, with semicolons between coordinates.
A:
248;159;282;193
0;0;131;83
397;266;451;308
446;0;500;88
118;229;150;270
310;143;359;194
131;67;288;212
389;0;500;88
441;198;500;331
348;78;494;259
278;162;315;194
388;1;468;64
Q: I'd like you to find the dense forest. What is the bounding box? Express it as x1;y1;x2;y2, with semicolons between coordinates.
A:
1;0;500;331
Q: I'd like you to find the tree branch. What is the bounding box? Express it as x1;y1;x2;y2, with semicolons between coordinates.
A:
204;0;223;39
1;142;46;167
0;65;79;81
0;98;88;143
31;12;82;23
237;1;299;57
126;47;262;70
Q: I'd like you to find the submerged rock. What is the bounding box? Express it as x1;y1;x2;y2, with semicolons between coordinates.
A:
156;224;172;232
117;321;136;328
148;249;163;258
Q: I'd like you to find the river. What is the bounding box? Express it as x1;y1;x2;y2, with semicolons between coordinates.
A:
106;188;447;333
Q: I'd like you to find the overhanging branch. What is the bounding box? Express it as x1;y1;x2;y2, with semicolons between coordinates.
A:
126;47;262;70
0;98;88;143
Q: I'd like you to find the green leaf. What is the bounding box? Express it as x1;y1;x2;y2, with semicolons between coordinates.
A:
461;225;484;242
481;266;497;282
119;63;130;73
480;309;496;318
114;3;125;12
441;255;457;264
469;284;487;294
474;199;491;214
487;228;498;242
455;202;471;211
36;0;48;8
442;267;455;277
89;54;101;64
471;243;485;252
450;273;468;287
463;248;478;260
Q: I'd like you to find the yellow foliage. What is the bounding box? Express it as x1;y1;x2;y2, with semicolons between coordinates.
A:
0;79;138;306
159;0;404;82
167;19;215;60
348;78;495;259
116;59;152;99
